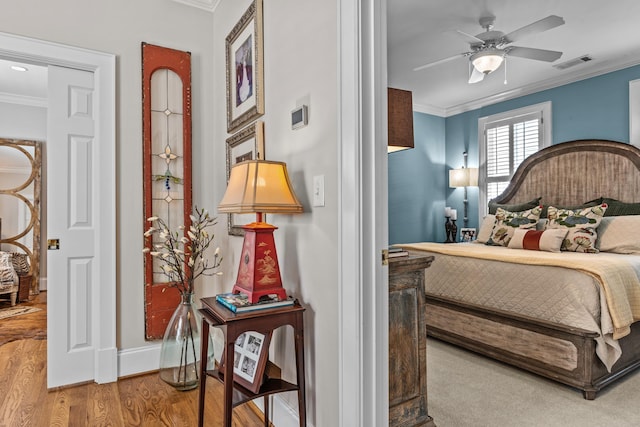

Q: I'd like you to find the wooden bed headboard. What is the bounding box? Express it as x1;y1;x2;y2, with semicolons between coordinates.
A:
491;140;640;206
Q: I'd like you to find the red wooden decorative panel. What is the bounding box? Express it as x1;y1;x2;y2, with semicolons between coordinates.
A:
142;43;192;339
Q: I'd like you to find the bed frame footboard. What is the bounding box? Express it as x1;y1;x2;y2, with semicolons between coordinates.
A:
425;294;640;399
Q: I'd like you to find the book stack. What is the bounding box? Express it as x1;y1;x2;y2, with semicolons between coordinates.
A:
215;292;295;313
388;247;409;258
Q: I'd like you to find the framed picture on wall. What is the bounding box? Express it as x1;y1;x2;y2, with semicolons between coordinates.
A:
226;0;264;133
225;121;265;236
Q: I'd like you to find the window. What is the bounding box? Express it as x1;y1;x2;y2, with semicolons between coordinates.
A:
478;102;551;215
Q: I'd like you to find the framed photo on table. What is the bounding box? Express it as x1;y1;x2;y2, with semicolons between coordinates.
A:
226;0;264;133
225;121;265;236
460;227;476;242
220;330;272;393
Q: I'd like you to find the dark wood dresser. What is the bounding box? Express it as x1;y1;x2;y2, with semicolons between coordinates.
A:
389;252;435;427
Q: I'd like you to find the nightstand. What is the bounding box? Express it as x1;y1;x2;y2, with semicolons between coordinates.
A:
389;252;436;427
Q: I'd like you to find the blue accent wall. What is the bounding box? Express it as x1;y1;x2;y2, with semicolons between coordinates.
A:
388;111;446;244
389;64;640;243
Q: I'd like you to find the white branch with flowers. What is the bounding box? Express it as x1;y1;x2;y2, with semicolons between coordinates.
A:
143;206;223;295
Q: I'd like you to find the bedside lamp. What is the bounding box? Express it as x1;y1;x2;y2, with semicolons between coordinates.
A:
449;152;479;228
218;160;303;303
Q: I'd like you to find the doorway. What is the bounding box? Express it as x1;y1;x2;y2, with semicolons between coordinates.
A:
0;31;117;388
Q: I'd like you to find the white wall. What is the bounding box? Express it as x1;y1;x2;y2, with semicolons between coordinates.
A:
213;2;339;425
0;0;215;350
3;0;341;424
0;103;46;140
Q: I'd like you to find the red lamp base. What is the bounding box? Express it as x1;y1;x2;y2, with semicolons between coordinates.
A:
232;221;288;304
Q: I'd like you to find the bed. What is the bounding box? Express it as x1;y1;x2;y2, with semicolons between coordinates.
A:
399;139;640;399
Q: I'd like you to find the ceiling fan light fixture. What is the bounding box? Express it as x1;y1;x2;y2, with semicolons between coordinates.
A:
471;49;504;74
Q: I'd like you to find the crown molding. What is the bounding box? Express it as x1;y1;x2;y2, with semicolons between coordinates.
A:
443;57;640;117
171;0;220;12
413;102;446;117
0;92;47;108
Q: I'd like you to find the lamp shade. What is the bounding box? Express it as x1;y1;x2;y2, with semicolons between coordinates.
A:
449;167;479;188
470;49;504;74
218;160;303;214
387;87;415;152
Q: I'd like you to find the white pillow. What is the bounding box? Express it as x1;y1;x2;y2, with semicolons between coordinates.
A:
476;214;496;244
508;228;568;253
597;216;640;254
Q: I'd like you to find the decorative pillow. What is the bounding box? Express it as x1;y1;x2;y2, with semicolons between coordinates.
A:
0;252;17;285
600;198;640;217
486;206;542;247
546;204;608;253
10;252;30;275
540;198;603;218
507;228;568;253
597;216;640;254
476;214;496;244
488;197;542;215
536;218;548;231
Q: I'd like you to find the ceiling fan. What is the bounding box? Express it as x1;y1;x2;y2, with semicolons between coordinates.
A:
414;15;565;84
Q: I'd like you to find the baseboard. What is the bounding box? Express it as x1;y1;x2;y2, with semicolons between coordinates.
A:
117;342;161;378
253;394;311;427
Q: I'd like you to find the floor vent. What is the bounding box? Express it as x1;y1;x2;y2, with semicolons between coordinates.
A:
553;55;593;70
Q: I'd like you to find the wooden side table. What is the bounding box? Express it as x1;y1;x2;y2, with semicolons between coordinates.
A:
197;298;307;427
389;252;436;427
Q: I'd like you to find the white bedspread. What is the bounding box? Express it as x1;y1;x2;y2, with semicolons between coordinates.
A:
398;242;640;371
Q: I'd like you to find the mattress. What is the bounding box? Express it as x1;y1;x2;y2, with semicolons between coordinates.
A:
408;244;639;371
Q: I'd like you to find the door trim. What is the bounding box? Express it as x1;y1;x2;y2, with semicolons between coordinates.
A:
338;0;389;425
0;31;117;385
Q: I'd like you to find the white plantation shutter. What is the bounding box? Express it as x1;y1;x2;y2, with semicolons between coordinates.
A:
478;102;551;214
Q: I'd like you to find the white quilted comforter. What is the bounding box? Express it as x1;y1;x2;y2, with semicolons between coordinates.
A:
403;243;640;371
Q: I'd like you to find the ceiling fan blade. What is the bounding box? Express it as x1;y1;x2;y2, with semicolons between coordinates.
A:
413;53;466;72
502;15;565;44
468;67;485;84
507;46;562;62
455;29;484;45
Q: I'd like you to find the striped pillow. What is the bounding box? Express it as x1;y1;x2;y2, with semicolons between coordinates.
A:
10;252;30;275
508;228;568;253
0;252;17;285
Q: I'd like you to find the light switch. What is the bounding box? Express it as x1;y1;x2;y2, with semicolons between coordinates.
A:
313;175;325;207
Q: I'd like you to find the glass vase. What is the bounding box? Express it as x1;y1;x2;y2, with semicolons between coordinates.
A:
159;292;213;391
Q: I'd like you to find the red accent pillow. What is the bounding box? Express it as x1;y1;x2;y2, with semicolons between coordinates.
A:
508;228;568;253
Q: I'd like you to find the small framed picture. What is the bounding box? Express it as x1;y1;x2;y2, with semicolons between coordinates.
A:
460;228;477;242
226;0;264;133
225;121;265;236
221;330;272;393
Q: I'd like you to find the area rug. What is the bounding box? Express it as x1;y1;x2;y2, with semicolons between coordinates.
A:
0;306;42;321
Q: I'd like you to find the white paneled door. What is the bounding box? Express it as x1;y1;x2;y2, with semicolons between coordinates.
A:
46;65;98;388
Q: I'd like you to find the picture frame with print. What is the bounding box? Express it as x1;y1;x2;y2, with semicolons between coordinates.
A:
226;0;264;133
225;121;265;236
220;330;272;393
460;227;476;242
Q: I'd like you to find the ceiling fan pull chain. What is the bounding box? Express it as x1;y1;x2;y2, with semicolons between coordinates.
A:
504;56;508;85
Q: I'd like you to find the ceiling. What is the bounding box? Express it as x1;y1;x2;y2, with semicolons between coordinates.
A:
4;2;640;118
0;58;47;101
388;0;640;116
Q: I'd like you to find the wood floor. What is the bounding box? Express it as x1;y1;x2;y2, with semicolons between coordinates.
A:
0;292;268;426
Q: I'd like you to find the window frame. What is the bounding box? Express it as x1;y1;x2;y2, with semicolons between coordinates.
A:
478;101;552;217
